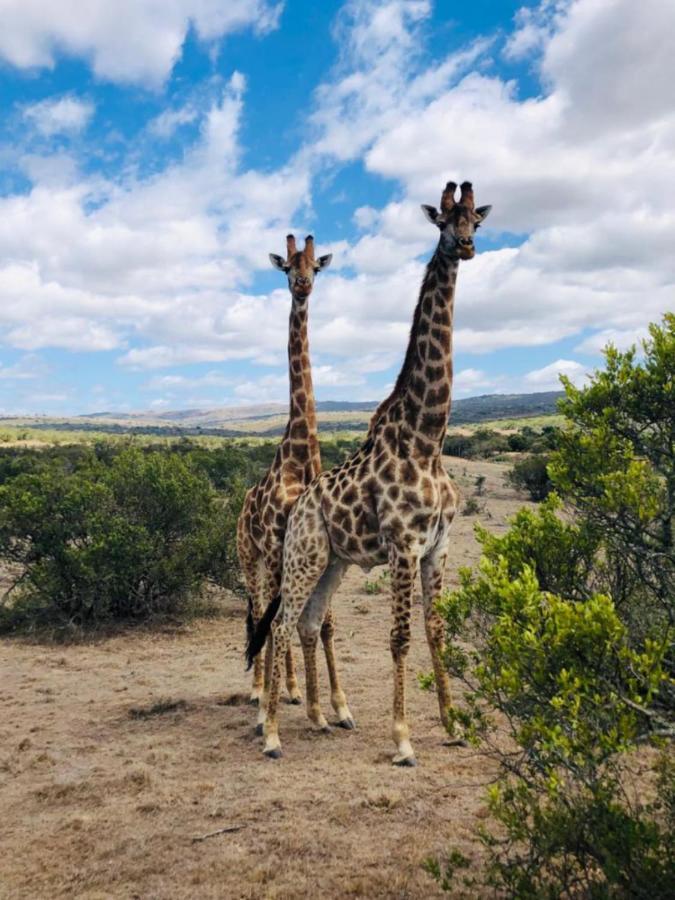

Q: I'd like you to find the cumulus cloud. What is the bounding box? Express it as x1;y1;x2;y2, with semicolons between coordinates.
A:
0;74;311;362
306;0;675;368
0;0;283;86
524;358;588;391
1;0;674;413
23;94;94;135
147;104;199;139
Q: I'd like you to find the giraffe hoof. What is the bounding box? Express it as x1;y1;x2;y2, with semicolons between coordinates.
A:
287;696;302;706
443;737;468;748
254;723;264;737
263;747;283;760
337;717;356;730
248;697;260;707
321;725;332;735
393;754;417;767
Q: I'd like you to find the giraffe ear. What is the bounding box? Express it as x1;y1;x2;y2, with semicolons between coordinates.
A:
269;253;290;272
475;205;492;223
421;204;441;225
315;253;332;271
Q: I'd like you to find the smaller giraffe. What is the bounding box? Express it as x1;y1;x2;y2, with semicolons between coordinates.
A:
237;234;354;734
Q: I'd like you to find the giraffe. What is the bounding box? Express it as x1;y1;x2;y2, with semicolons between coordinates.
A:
247;181;491;764
236;233;354;734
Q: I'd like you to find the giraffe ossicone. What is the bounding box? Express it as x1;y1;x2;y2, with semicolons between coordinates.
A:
248;180;492;765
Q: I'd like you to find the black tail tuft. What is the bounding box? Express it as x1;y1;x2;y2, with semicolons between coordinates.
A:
245;595;255;651
245;594;281;670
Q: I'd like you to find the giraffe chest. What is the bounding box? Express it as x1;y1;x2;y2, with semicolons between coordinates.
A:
321;455;452;566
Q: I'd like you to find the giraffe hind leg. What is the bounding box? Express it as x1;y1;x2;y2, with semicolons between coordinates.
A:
297;558;354;732
262;512;331;758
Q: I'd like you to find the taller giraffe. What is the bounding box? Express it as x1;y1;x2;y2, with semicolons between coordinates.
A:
237;234;354;732
248;181;491;764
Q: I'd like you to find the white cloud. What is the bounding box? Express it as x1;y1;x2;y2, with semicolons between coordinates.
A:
147;104;199;139
453;368;500;397
575;327;651;355
1;0;674;414
524;358;587;391
0;74;312;361
23;94;94;136
304;0;675;369
0;0;283;87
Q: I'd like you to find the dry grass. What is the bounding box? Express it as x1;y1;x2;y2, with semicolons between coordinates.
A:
0;456;524;899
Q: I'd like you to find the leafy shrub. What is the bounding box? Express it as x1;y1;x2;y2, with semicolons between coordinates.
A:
0;447;235;633
461;496;482;516
431;315;675;897
436;516;672;897
444;428;511;459
506;453;554;500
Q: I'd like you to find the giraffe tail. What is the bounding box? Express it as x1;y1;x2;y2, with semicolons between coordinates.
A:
245;594;281;670
245;595;255;654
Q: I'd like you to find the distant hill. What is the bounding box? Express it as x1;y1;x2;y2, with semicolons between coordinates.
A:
4;391;565;438
451;391;564;424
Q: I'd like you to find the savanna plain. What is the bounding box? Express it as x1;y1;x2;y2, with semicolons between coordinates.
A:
1;455;520;899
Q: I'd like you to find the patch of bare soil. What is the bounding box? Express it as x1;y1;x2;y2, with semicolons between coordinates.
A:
0;458;528;899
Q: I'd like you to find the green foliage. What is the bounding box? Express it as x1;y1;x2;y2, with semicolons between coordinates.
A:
461;496;483;516
444;428;510;459
417;670;436;692
551;314;674;634
363;569;389;595
431;316;675;897
506;453;554;501
472;496;598;599
0;447;235;633
436;520;671;896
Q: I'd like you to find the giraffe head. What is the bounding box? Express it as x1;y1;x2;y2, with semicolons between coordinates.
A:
269;234;332;300
421;181;491;260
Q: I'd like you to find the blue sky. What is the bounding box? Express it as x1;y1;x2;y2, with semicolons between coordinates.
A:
0;0;673;416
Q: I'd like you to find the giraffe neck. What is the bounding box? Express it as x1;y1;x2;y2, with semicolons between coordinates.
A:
374;243;459;454
285;295;321;476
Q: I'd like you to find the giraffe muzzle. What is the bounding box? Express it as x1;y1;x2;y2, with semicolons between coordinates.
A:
294;277;311;295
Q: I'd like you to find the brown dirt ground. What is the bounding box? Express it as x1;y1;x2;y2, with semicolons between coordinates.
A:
0;457;528;900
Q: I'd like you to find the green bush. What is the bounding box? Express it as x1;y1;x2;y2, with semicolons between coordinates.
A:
436;516;672;898
506;453;554;500
443;429;511;459
431;315;675;897
0;447;235;633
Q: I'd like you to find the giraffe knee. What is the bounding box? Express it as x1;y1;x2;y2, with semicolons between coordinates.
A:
390;624;411;656
320;615;334;642
424;611;444;643
298;628;320;649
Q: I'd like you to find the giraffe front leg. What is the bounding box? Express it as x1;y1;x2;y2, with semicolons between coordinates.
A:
285;645;302;705
321;607;355;729
389;549;417;767
262;623;289;759
236;518;266;705
421;547;465;745
299;627;330;732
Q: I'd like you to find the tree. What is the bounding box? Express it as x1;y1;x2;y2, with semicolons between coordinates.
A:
431;316;675;897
